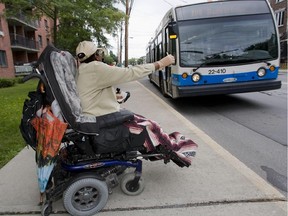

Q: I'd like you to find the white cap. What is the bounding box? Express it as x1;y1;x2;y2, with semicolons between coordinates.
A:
76;41;98;62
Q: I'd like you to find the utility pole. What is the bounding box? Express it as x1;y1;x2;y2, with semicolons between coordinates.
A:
119;23;123;66
124;0;134;67
124;0;129;67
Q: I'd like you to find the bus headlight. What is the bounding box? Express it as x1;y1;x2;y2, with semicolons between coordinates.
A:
192;73;201;82
257;67;266;77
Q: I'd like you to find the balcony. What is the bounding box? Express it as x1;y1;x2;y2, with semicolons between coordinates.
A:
7;13;38;31
14;65;33;76
10;33;39;52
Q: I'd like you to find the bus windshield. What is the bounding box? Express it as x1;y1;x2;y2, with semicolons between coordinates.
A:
178;14;278;67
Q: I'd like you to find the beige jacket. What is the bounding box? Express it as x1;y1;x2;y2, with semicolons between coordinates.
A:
76;61;155;116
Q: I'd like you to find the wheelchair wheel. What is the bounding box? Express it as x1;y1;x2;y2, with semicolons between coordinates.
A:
41;202;52;216
120;173;145;196
63;178;109;216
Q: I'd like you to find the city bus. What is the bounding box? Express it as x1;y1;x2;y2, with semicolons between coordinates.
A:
146;0;282;98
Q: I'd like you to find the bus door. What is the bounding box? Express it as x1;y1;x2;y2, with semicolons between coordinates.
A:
165;27;176;95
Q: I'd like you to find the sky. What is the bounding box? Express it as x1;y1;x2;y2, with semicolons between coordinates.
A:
109;0;209;59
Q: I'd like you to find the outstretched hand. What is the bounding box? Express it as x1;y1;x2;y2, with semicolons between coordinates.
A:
156;54;175;69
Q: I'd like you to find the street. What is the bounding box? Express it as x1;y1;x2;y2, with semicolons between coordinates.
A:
139;72;287;196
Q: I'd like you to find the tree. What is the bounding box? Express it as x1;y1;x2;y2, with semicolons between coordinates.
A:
56;0;125;53
137;57;145;65
1;0;125;54
128;58;137;66
104;55;115;65
109;50;118;63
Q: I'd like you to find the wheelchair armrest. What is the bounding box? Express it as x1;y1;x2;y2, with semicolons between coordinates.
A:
97;109;134;128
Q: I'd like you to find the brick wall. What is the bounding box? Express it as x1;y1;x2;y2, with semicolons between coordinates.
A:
0;4;14;78
0;3;54;78
269;0;287;36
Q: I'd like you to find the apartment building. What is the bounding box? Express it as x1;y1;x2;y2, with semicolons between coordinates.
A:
0;3;54;78
269;0;287;67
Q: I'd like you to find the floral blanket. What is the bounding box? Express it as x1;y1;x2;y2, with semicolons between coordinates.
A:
125;114;198;167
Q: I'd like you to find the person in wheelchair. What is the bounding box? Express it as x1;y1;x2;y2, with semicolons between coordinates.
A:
20;42;198;216
89;46;130;104
76;41;197;167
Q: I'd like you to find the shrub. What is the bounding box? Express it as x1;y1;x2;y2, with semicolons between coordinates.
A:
0;78;16;88
15;76;25;84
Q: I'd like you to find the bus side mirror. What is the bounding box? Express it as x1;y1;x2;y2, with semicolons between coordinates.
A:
168;21;178;40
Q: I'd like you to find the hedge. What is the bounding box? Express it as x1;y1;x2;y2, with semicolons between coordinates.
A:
0;77;24;88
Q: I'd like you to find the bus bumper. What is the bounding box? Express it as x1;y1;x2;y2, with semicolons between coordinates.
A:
173;79;282;98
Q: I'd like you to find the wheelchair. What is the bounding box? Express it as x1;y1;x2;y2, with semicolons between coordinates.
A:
20;45;193;216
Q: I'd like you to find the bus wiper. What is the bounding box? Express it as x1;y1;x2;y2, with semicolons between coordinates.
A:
193;59;231;72
193;62;207;72
181;50;203;54
207;48;240;58
236;56;273;66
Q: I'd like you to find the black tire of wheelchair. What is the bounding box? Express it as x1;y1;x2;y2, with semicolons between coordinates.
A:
41;202;52;216
63;178;109;216
120;173;145;196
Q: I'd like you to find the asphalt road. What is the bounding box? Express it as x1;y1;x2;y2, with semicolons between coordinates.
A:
139;72;287;196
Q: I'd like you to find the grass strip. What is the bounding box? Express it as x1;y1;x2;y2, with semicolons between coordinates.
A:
0;80;37;168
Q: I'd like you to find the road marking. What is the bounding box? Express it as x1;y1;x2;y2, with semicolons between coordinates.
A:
136;81;286;210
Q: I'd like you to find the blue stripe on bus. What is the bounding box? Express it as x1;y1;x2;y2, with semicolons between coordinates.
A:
171;68;279;86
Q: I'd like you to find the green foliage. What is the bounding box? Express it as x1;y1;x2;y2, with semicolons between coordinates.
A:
0;80;38;168
104;55;116;65
128;58;137;66
0;78;16;88
1;0;125;54
109;50;118;63
137;57;145;65
15;76;25;84
57;0;125;53
0;77;26;88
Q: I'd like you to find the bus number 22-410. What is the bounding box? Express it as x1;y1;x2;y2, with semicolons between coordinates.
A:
208;69;227;74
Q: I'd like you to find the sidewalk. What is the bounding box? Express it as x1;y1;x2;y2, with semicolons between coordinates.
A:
0;80;286;216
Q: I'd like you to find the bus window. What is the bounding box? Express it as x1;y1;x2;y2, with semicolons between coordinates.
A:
171;38;176;59
156;44;163;61
157;33;163;59
151;42;155;62
165;27;177;62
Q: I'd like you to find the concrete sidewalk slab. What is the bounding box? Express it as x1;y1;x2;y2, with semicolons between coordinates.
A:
0;80;286;215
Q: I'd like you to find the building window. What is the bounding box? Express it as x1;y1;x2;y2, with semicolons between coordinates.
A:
0;50;7;67
275;0;284;3
44;19;49;31
0;17;3;37
275;10;285;27
38;35;43;48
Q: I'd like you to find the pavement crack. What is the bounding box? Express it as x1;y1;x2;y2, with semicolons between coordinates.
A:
102;197;287;213
0;198;286;215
